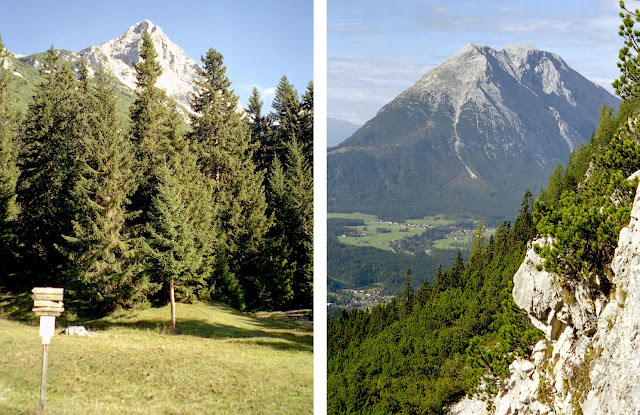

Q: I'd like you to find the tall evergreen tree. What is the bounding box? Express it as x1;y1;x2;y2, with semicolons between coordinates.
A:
128;32;215;311
144;163;201;332
129;32;182;224
247;86;274;172
189;47;270;308
272;75;301;152
16;46;85;284
264;137;313;309
62;67;152;313
256;157;296;309
0;35;19;282
300;81;314;165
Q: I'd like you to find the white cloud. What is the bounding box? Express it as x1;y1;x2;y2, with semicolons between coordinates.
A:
238;84;277;110
328;58;432;125
328;18;373;34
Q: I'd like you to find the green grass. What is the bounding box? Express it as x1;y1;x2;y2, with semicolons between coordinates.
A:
0;300;313;414
330;212;477;251
327;212;377;221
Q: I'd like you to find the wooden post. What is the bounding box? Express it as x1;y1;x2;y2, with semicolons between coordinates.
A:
170;278;176;332
32;287;63;411
40;343;48;410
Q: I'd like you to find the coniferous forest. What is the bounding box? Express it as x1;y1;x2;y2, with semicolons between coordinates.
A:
0;32;313;317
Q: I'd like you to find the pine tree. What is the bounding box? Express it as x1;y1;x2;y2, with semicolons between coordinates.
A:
300;81;314;165
272;75;301;151
256;157;295;309
16;47;86;284
128;33;215;311
613;1;640;101
284;137;313;308
264;137;313;309
401;268;414;317
62;67;153;313
189;47;270;307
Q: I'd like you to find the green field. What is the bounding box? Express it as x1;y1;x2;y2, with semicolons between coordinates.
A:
0;298;313;414
329;212;479;251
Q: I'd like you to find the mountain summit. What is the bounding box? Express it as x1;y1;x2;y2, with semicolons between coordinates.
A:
81;20;201;111
328;44;620;221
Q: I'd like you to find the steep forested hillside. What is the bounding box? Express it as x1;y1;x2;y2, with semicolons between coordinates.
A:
328;194;541;413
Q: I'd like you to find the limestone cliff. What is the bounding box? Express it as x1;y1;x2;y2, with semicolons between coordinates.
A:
449;174;640;414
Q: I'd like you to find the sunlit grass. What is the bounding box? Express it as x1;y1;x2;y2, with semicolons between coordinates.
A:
0;301;313;414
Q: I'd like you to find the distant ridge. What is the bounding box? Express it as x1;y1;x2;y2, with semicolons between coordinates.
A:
328;117;361;148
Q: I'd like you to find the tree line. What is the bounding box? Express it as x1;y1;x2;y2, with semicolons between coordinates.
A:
0;32;313;320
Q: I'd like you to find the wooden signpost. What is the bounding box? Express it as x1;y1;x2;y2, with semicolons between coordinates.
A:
32;287;64;411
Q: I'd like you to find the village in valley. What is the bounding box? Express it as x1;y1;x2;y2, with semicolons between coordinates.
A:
327;213;496;313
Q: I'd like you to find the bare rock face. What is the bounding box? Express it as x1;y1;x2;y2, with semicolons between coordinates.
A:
484;172;640;415
512;237;598;341
81;20;202;112
581;178;640;414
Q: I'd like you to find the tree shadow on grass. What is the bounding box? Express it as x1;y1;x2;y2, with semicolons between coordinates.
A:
0;291;38;323
87;314;313;353
0;293;313;353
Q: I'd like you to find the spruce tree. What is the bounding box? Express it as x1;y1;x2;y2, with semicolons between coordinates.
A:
283;137;313;308
300;81;314;165
272;75;301;163
144;163;201;332
16;47;85;284
129;32;181;223
273;76;301;141
189;47;270;307
0;35;19;282
62;67;153;313
129;32;215;311
264;137;313;309
257;157;295;309
247;87;274;172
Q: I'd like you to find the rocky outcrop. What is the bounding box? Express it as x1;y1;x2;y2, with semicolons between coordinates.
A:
450;174;640;415
499;176;640;414
581;180;640;413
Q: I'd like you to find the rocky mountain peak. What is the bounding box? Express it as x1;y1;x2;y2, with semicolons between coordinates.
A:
81;20;201;112
130;19;156;35
328;43;619;221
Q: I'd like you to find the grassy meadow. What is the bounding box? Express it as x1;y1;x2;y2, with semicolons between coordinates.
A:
328;212;478;251
0;298;313;414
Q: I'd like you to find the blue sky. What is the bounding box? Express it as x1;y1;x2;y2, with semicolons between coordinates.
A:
0;0;313;110
329;0;623;125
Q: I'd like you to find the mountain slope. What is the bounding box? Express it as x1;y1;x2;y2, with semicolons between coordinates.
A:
328;44;620;222
81;20;201;112
4;21;201;116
